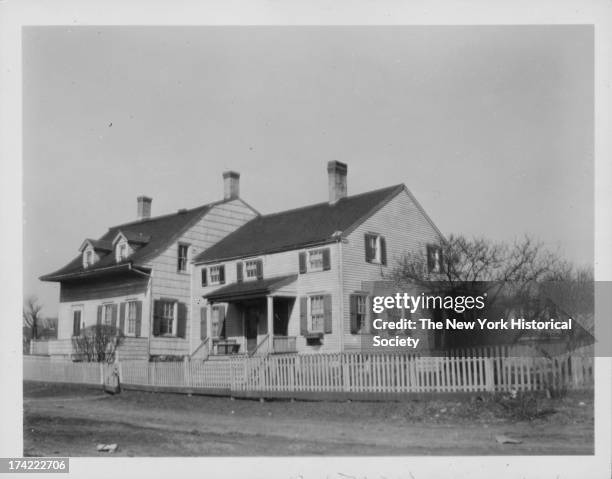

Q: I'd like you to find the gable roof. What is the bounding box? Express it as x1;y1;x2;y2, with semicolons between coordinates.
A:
194;184;407;264
41;200;228;282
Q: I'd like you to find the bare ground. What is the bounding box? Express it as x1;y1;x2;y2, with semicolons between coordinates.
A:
23;381;594;457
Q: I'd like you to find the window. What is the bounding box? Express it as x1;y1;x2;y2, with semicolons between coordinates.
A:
103;304;113;326
310;295;325;333
308;249;324;271
209;265;225;285
245;260;258;279
350;295;368;334
299;248;331;274
159;301;176;335
83;249;93;268
365;233;387;265
211;306;225;338
127;301;137;335
426;244;443;273
177;244;189;272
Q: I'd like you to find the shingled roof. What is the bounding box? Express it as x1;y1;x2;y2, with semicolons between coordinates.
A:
40;201;223;282
194;184;406;264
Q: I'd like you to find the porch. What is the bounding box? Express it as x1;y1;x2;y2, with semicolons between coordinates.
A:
203;274;299;356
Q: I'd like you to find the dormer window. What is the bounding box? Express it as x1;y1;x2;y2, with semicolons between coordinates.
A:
116;241;129;262
84;250;93;269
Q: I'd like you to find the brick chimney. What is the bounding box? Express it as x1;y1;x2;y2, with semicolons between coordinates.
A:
223;171;240;200
137;196;152;220
327;161;347;204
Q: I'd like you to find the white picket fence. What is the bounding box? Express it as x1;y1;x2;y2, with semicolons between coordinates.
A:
23;352;594;398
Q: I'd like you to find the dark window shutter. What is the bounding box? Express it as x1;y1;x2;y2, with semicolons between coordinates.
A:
111;304;118;329
380;237;387;266
300;296;308;335
135;301;143;337
119;302;126;334
72;312;81;337
323;295;332;333
349;295;358;334
153;300;162;336
236;262;243;282
256;260;263;280
365;234;374;262
438;248;445;273
200;307;207;340
219;266;225;285
97;305;102;326
322;248;331;271
201;268;207;287
298;252;307;274
177;302;187;338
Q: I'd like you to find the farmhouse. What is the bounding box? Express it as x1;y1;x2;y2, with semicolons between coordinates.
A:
191;161;445;358
38;172;258;360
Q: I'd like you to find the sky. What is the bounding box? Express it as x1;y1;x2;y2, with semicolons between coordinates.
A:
22;26;594;317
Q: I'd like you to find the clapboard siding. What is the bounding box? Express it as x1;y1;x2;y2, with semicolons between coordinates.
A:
342;190;443;352
116;338;149;361
144;199;257;356
195;243;343;354
60;275;148;302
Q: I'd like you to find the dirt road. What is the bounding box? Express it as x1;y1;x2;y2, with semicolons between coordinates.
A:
23;382;593;456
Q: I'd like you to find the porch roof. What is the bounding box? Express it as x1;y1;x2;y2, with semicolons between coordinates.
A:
204;274;298;303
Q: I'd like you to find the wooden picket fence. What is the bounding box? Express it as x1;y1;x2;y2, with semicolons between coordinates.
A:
23;351;594;399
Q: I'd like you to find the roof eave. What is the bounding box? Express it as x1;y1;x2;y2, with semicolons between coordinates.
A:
39;262;151;282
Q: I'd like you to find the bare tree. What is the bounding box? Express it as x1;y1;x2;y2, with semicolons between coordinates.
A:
72;325;124;363
23;296;43;341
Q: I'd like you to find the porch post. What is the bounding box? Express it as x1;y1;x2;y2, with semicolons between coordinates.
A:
267;295;274;354
206;302;213;345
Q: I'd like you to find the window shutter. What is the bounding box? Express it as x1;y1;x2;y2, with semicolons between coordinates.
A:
364;234;374;262
153;300;161;336
119;302;126;334
349;295;358;334
201;268;207;287
323;295;332;334
176;302;187;338
111;304;118;329
322;248;331;271
72;312;80;337
300;296;308;335
236;262;243;282
97;305;102;326
200;307;207;340
135;301;143;337
438;248;445;273
219;265;225;285
298;252;307;274
380;237;387;266
256;260;263;280
218;305;227;338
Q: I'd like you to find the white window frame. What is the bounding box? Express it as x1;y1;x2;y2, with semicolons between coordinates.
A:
211;305;225;338
355;295;367;334
209;265;222;285
367;235;383;264
158;301;177;336
428;245;442;273
83;248;94;269
309;295;325;333
116;240;129;262
126;301;137;336
103;303;114;326
308;249;324;272
244;260;259;280
177;243;189;273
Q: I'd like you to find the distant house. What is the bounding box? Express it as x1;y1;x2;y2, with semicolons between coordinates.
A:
39;172;258;360
191;161;445;358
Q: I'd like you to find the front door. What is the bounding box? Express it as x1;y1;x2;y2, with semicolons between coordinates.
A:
245;307;259;354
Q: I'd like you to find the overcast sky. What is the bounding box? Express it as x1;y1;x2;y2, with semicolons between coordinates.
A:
23;26;594;316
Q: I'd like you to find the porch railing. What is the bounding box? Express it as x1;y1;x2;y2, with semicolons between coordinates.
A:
272;336;297;354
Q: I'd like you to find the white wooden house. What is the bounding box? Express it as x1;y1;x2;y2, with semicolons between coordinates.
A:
39;172;258;360
191;161;445;358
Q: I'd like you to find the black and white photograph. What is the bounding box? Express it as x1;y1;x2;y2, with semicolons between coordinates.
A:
1;1;611;478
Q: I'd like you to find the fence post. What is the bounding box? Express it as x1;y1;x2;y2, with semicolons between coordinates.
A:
484;357;494;392
342;354;349;393
99;363;104;386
